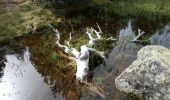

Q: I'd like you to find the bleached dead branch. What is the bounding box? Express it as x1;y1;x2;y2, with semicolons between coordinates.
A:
66;32;72;46
49;21;147;83
132;29;145;42
86;23;116;47
49;23;114;82
49;24;79;55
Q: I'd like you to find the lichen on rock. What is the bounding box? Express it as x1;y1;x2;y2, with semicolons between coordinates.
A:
115;45;170;100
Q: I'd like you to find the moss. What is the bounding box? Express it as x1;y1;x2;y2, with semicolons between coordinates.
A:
0;0;57;42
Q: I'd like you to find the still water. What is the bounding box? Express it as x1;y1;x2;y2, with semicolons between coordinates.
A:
0;47;64;100
0;21;170;100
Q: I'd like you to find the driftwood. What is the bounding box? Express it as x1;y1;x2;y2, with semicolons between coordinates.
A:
49;23;116;82
49;22;146;82
132;29;145;42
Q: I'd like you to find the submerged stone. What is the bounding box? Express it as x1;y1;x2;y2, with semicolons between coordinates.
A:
115;45;170;100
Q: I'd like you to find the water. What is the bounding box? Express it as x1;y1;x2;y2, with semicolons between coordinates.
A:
0;20;170;100
0;47;62;100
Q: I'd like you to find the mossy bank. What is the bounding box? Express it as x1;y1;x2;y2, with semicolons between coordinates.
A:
0;0;57;43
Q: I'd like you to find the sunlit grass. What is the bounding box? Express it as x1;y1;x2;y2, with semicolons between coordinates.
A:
0;0;56;42
98;0;170;20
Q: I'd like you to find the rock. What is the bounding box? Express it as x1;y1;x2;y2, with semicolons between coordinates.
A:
115;45;170;100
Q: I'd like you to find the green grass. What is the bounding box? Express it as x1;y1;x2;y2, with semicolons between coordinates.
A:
0;0;56;42
97;0;170;21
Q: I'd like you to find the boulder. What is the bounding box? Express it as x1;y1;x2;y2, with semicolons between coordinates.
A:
115;45;170;100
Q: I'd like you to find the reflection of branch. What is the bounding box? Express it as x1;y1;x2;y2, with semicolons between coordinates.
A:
132;29;145;42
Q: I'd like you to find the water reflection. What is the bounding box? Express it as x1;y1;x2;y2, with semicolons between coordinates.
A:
21;33;84;100
19;20;144;100
1;20;170;100
0;47;59;100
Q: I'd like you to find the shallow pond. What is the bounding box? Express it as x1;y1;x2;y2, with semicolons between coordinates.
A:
0;19;170;100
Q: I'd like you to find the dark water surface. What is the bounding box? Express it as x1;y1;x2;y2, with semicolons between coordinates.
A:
0;20;170;100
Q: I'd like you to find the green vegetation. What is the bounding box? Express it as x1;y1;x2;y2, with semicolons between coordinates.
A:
98;0;170;20
1;0;170;43
1;1;169;100
0;0;169;70
0;0;56;42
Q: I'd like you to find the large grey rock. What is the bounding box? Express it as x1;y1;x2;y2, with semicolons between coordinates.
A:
115;45;170;100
